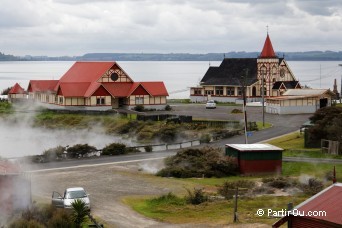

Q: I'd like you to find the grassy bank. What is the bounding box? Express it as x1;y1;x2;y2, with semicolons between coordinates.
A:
123;194;308;226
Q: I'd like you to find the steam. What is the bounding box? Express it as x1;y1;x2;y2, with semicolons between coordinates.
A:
0;103;134;158
138;160;165;174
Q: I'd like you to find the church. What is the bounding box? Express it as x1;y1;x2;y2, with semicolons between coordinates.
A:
190;33;301;103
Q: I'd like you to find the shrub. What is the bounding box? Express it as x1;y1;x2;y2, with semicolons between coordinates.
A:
42;146;65;162
218;180;255;199
200;133;211;143
301;178;324;195
144;145;153;152
156;125;179;143
102;143;127;155
9;219;45;228
149;192;185;206
156;147;238;178
134;105;145;112
164;104;172;111
66;144;97;158
47;209;73;227
185;188;209;205
231;109;242;114
262;177;292;189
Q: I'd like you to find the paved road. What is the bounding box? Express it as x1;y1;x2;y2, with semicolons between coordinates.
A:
22;104;318;171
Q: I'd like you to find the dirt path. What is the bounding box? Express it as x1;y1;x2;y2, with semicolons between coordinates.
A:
30;159;269;228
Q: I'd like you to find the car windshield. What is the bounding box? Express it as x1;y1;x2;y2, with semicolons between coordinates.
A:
66;190;87;199
208;101;214;103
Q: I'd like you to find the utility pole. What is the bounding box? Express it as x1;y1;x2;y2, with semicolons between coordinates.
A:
339;64;342;103
241;69;248;144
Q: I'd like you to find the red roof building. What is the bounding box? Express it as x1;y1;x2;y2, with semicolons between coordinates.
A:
7;83;26;102
273;183;342;227
23;61;168;109
260;34;277;58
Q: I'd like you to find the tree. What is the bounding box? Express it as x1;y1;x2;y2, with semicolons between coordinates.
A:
307;106;342;149
71;199;88;228
1;87;12;95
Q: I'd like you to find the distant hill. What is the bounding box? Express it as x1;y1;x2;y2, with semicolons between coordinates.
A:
0;52;20;61
78;51;342;61
2;51;342;61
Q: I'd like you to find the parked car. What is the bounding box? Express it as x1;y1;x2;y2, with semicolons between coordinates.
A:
52;187;90;210
205;100;216;109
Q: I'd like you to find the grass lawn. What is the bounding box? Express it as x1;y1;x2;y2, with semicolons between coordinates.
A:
266;132;342;159
123;194;308;226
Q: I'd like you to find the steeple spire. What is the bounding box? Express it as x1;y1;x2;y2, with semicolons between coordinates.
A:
260;32;277;58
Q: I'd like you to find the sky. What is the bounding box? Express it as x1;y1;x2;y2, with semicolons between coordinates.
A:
1;0;342;56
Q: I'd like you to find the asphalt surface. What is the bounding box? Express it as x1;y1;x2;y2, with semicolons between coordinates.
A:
23;104;316;172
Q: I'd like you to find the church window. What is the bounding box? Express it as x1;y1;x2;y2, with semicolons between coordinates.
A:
226;87;235;96
215;86;224;96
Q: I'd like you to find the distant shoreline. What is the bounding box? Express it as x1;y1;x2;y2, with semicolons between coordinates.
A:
2;51;342;61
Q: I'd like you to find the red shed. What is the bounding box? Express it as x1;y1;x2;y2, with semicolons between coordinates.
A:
0;160;31;216
225;143;283;174
273;183;342;227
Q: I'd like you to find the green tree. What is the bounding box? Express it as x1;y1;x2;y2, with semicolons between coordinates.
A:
71;199;88;228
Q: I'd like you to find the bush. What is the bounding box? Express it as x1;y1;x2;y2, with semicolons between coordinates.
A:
66;144;97;158
134;105;145;112
185;188;209;205
156;125;179;143
200;133;211;143
164;104;172;111
300;178;324;195
262;177;292;189
9;219;45;228
144;145;153;152
42;146;65;162
156;147;238;178
102;143;127;155
231;109;242;114
149;192;185;206
218;180;255;199
47;209;73;227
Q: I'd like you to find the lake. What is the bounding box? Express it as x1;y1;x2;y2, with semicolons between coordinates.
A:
1;61;342;99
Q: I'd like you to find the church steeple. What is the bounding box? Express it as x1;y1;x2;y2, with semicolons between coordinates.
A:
260;33;277;58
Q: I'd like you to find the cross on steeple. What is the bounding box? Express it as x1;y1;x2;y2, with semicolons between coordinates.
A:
266;25;269;34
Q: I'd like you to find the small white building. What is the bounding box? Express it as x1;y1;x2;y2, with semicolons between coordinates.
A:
266;89;335;114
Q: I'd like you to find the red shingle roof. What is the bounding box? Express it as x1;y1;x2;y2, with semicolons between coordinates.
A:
57;82;91;97
140;82;169;96
294;183;342;225
102;82;136;97
28;80;59;92
8;83;25;94
59;62;115;83
260;34;276;58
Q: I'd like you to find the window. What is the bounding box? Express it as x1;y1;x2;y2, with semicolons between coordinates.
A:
96;98;105;105
59;97;63;104
194;89;202;95
238;87;243;96
272;66;277;76
226;87;235;96
260;87;267;96
204;90;214;95
135;97;144;104
215;86;223;96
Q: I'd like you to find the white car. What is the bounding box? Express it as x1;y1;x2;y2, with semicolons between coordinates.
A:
205;100;216;109
52;187;90;210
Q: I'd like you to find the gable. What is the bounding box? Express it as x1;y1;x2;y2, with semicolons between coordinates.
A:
131;84;149;95
92;85;112;96
98;63;134;83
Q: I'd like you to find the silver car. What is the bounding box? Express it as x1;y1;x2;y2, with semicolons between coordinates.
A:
52;187;90;210
205;100;216;109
